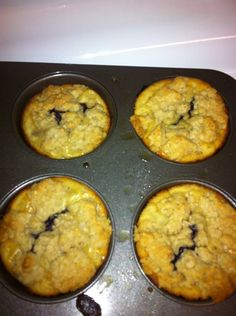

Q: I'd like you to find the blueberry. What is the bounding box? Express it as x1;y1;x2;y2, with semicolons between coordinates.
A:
80;103;89;113
188;98;195;117
189;224;198;240
171;225;197;270
49;108;66;124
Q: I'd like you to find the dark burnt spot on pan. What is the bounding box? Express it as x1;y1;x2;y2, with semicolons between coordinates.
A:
147;286;154;293
76;294;102;316
171;224;198;270
83;162;90;169
48;108;66;125
29;208;68;253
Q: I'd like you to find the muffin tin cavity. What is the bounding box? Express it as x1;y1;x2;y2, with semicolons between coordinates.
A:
0;174;115;304
132;179;236;306
13;72;117;159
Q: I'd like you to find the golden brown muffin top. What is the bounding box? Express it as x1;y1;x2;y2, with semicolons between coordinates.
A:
0;177;112;296
135;183;236;302
130;77;229;163
22;84;111;159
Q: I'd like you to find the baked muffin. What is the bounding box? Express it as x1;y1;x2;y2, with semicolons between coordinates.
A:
22;84;111;159
130;77;229;163
0;177;112;296
134;183;236;302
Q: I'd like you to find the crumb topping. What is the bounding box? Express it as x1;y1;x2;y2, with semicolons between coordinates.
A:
135;183;236;302
130;77;229;163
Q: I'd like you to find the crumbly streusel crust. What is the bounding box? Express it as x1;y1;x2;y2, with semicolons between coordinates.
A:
134;183;236;302
0;177;112;296
22;84;110;159
130;77;229;163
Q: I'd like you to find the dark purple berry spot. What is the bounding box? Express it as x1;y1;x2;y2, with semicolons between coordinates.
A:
80;103;89;113
44;208;68;232
49;108;66;125
76;294;102;316
188;97;195;118
44;213;58;232
31;232;40;240
189;224;198;240
173;115;184;126
29;208;69;253
171;224;198;270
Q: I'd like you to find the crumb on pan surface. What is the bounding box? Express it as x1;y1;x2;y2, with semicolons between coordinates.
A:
134;183;236;303
0;177;112;296
130;76;229;163
22;84;111;159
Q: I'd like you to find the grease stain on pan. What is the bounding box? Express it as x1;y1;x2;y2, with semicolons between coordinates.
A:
117;230;130;243
97;275;113;294
120;131;135;140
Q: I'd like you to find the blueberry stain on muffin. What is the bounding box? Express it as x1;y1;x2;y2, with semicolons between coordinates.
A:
188;97;195;118
80;102;89;113
44;208;69;232
171;224;198;270
30;208;69;254
48;108;66;125
172;115;184;126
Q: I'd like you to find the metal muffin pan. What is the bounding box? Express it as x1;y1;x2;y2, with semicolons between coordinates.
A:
0;62;235;315
0;173;115;304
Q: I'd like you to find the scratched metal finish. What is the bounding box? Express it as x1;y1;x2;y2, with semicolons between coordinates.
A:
0;62;235;316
